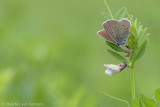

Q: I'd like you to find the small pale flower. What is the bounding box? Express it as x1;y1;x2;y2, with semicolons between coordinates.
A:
104;62;127;76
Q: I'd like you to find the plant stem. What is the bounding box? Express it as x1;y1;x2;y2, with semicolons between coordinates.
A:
99;90;130;107
131;66;136;100
104;0;114;19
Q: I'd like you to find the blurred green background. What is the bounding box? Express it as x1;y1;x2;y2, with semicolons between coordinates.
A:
0;0;159;107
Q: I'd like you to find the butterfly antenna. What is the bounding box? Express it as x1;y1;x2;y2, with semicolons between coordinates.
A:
104;0;114;19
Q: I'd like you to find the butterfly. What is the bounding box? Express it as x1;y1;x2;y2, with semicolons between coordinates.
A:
97;18;131;46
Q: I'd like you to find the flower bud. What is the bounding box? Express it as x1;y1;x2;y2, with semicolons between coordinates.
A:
104;62;127;76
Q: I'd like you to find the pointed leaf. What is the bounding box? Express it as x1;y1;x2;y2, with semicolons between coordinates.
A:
134;19;138;31
136;39;148;61
137;25;143;37
115;7;127;20
137;22;142;29
155;88;160;103
101;12;112;20
106;49;128;63
139;33;150;46
138;27;148;44
105;41;124;52
140;94;157;107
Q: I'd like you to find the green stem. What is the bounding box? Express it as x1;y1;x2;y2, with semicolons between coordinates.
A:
131;67;136;100
130;53;137;100
104;0;114;19
99;90;130;107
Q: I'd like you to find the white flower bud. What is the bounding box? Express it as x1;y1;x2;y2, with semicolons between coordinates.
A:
104;62;127;76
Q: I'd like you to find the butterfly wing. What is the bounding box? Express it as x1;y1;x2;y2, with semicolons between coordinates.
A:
103;20;120;44
97;29;115;43
118;18;131;45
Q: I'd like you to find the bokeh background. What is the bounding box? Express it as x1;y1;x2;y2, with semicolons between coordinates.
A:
0;0;159;107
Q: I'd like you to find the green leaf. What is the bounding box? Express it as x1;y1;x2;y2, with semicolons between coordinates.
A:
140;94;157;107
115;7;127;20
136;39;148;61
139;97;145;107
139;32;150;46
106;49;128;63
132;99;140;107
138;27;148;44
105;41;124;52
101;12;112;20
130;53;134;62
137;25;143;37
155;88;160;103
134;19;138;32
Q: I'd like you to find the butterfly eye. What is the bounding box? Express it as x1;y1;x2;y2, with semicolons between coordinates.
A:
116;43;120;47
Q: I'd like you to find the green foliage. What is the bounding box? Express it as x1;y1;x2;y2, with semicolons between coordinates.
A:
105;41;124;52
140;94;157;107
106;49;128;63
130;53;134;62
126;14;149;65
103;9;149;65
101;12;112;20
136;39;148;61
115;7;127;20
127;14;149;51
102;7;127;20
155;88;160;103
132;99;140;107
131;88;160;107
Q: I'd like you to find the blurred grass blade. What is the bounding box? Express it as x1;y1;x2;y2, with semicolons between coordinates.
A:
101;12;112;20
136;39;148;61
115;7;127;20
105;41;124;52
155;88;160;103
140;94;157;107
106;49;128;63
69;86;86;107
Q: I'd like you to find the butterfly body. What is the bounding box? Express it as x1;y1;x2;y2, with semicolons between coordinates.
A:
98;18;131;46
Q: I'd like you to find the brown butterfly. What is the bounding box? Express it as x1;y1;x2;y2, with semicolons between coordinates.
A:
97;18;131;46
